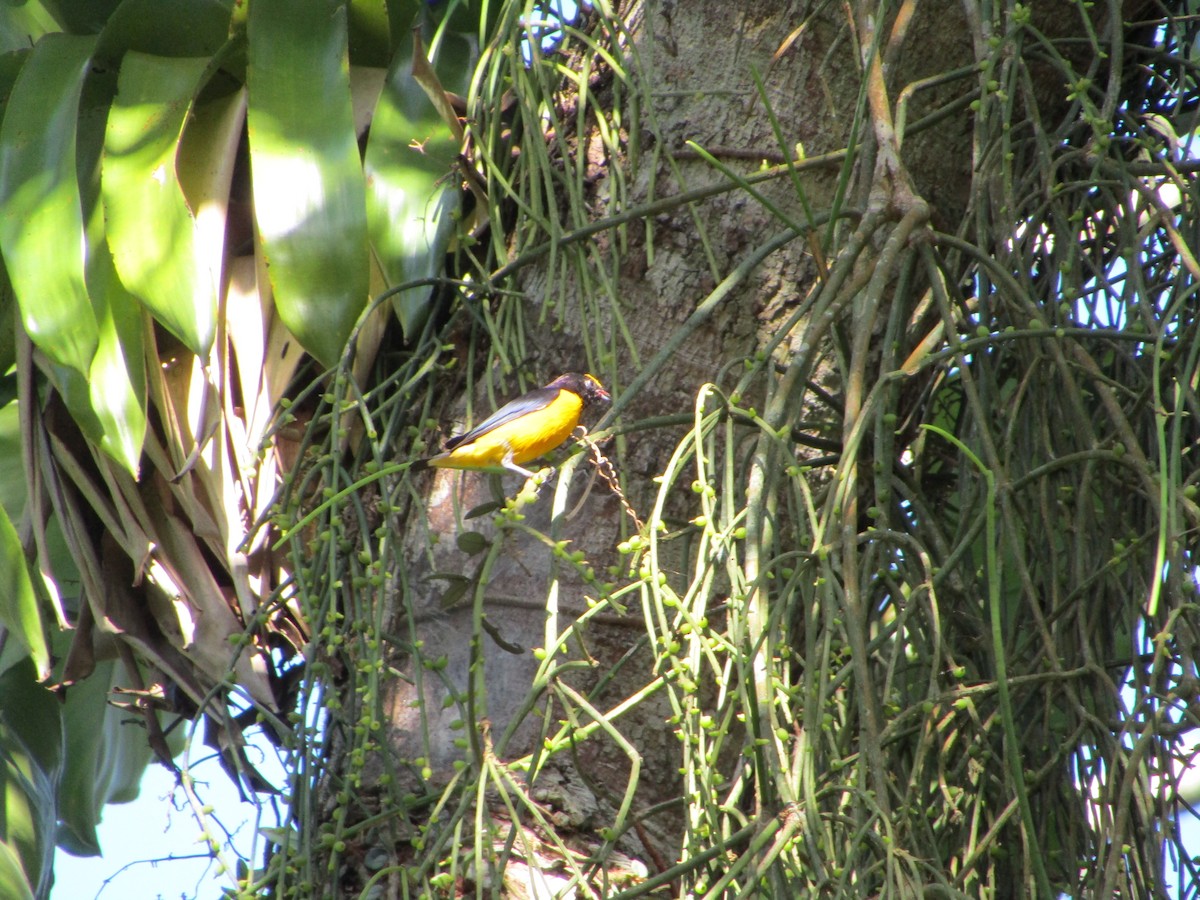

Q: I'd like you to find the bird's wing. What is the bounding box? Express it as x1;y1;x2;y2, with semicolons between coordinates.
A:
442;386;559;450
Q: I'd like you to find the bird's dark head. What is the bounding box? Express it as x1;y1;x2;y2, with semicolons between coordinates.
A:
551;372;611;407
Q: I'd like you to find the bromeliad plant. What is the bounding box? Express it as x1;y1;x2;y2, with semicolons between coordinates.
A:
0;0;491;893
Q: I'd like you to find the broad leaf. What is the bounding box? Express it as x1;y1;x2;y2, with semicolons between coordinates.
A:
0;34;99;376
0;403;48;680
0;509;47;681
365;31;474;336
0;843;35;900
246;0;370;368
85;246;147;477
94;0;231;60
55;659;156;857
0;659;62;899
0;3;59;54
348;0;393;67
103;52;218;358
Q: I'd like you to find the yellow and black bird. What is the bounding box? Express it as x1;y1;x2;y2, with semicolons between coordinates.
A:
423;373;610;478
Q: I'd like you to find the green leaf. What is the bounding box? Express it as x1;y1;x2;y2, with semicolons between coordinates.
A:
94;0;231;60
0;402;48;679
0;403;24;523
364;30;473;336
455;531;488;554
41;0;122;34
0;843;35;900
0;34;99;376
428;0;493;36
0;50;28;120
348;0;393;66
246;0;370;368
0;658;62;899
43;365;106;451
2;20;47;61
0;508;47;682
384;0;421;41
0;659;63;789
102;52;217;357
86;247;148;476
56;659;156;857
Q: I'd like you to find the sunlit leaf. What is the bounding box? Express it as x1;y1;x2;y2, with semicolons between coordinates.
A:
0;3;58;54
102;51;217;357
246;0;369;368
176;85;248;328
0;34;99;376
86;248;147;477
0;843;34;900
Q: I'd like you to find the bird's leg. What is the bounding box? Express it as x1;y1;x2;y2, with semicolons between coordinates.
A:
500;450;536;479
